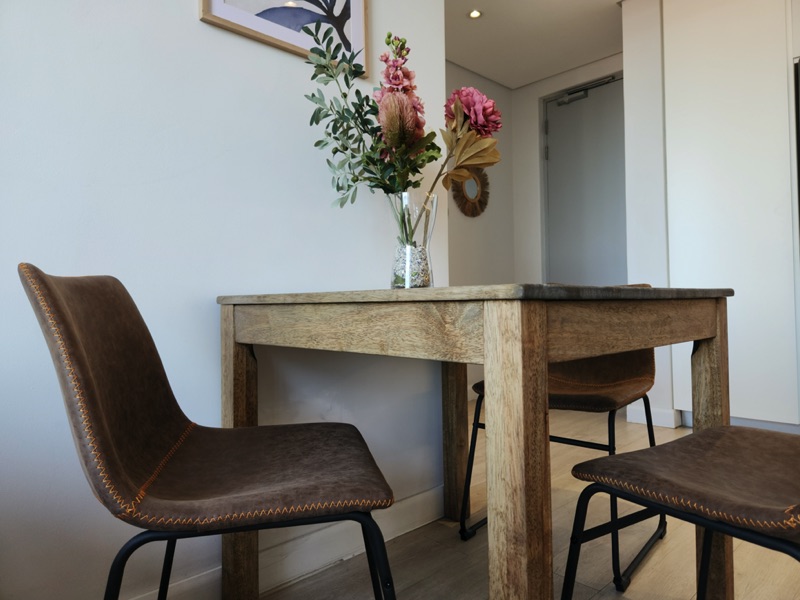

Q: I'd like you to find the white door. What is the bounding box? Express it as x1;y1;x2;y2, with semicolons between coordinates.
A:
544;77;627;286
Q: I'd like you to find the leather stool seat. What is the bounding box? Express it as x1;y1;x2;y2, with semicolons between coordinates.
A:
572;426;800;543
561;426;800;599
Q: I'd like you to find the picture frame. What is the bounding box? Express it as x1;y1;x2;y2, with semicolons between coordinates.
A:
200;1;367;64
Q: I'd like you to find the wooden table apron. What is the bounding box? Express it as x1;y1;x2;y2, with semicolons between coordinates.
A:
217;285;733;600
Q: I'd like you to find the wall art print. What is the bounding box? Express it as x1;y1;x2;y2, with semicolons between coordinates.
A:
200;0;366;62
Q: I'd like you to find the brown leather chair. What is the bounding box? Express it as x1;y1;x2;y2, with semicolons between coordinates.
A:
461;347;667;591
18;263;396;600
561;426;800;599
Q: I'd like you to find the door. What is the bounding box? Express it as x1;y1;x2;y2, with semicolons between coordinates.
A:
544;77;627;286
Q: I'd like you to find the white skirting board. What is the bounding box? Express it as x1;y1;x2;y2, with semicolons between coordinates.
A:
626;404;682;429
681;411;800;434
629;407;800;434
130;485;444;600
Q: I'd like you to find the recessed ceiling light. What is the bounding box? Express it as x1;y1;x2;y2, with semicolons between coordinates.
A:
469;10;482;19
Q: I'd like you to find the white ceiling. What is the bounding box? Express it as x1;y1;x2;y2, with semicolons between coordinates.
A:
445;0;623;90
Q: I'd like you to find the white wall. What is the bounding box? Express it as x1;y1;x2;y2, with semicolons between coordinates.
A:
0;1;446;598
445;62;515;286
620;0;679;427
662;0;800;423
505;0;800;428
445;63;514;390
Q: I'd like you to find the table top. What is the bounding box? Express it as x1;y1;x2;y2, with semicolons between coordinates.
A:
218;283;734;306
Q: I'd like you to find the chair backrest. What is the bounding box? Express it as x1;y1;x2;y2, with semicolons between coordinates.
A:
548;348;655;388
547;283;655;390
18;263;192;520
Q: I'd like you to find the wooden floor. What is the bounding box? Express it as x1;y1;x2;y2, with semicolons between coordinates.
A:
264;408;800;600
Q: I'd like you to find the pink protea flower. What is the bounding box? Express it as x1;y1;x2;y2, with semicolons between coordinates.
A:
378;92;422;149
445;87;503;137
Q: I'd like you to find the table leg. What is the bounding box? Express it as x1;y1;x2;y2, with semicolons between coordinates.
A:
484;301;552;599
691;298;733;600
220;306;259;600
442;362;469;520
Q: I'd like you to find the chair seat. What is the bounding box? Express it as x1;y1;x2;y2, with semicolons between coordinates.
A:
571;426;800;543
548;375;654;412
472;376;653;413
123;422;394;532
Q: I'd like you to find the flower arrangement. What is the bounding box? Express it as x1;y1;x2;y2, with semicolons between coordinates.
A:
303;23;502;247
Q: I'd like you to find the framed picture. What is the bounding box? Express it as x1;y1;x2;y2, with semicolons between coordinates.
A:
200;1;366;61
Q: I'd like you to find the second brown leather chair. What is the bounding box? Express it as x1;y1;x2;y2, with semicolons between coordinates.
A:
561;426;800;599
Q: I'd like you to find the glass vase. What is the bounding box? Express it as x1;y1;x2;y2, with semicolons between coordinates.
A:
388;190;437;288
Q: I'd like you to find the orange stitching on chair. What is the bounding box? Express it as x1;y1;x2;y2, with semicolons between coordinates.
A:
575;471;800;534
131;422;197;512
20;264;135;513
126;496;395;528
20;264;201;517
21;264;395;531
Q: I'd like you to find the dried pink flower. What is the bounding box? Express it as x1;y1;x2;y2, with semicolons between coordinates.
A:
374;35;427;153
375;35;419;102
384;65;415;92
445;87;503;137
378;92;422;149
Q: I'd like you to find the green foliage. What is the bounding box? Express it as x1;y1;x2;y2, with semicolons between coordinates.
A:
302;23;441;207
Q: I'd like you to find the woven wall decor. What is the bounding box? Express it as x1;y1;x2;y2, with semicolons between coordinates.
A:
452;167;490;217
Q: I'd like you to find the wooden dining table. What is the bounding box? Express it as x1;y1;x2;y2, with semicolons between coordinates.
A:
217;283;734;599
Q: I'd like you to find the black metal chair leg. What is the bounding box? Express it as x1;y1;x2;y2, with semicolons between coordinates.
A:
615;513;667;591
697;527;715;600
607;409;629;590
563;483;664;599
643;395;669;545
102;515;394;600
607;409;618;456
609;397;668;591
561;485;599;600
460;392;486;540
606;409;625;590
634;394;667;548
361;520;383;600
610;494;626;590
105;530;173;600
643;393;657;447
157;539;177;600
643;394;669;551
354;513;396;600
